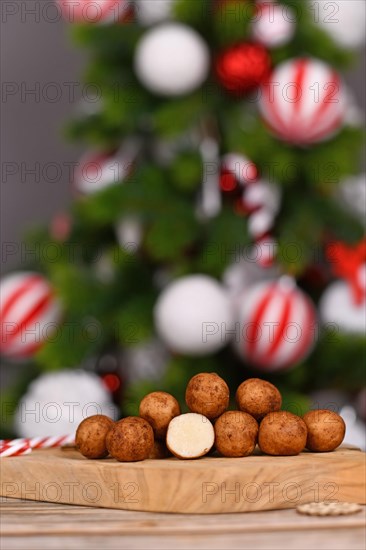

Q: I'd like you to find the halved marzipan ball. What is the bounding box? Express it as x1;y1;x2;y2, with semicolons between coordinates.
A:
106;417;154;462
303;409;346;452
148;439;172;459
258;411;307;456
76;414;114;459
236;378;282;420
214;411;258;457
185;372;229;419
166;413;214;459
139;391;180;439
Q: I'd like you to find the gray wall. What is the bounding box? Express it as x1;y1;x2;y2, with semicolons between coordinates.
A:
1;4;85;272
1;3;365;274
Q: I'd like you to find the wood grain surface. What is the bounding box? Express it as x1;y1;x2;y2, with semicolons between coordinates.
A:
1;446;364;514
1;499;365;550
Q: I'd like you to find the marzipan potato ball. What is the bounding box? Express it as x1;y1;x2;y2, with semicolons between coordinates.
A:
75;414;114;459
214;411;258;457
166;413;215;459
148;439;172;459
258;411;307;456
139;391;180;439
236;378;282;420
185;372;229;419
106;417;154;462
303;409;346;452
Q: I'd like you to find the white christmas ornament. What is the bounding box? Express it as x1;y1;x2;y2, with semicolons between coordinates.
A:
94;252;116;284
75;149;132;195
344;87;364;128
319;279;366;335
313;0;366;49
135;0;175;26
134;23;210;96
116;216;143;252
340;405;366;451
252;1;296;47
338;174;366;223
0;272;62;360
122;338;170;383
259;58;346;144
154;275;234;355
15;370;118;438
235;277;317;370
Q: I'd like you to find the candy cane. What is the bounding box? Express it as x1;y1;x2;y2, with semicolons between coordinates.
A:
0;434;75;452
220;154;281;268
242;179;281;268
0;442;32;458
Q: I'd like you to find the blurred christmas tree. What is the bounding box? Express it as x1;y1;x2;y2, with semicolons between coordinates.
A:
1;0;365;438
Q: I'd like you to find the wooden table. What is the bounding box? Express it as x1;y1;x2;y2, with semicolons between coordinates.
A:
1;498;365;550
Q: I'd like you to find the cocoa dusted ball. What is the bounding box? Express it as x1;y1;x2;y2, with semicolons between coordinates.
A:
139;391;180;439
166;413;215;459
148;439;172;459
76;414;114;459
258;411;307;456
106;417;154;462
185;372;229;419
214;411;258;457
303;409;346;452
236;378;282;420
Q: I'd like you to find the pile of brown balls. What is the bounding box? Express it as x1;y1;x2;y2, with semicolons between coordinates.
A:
75;374;346;462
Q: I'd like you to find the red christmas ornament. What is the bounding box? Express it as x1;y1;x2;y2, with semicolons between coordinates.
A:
50;212;72;242
326;239;366;305
216;43;271;94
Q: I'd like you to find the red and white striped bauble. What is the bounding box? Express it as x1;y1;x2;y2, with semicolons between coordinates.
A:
259;58;346;145
0;272;62;360
58;0;132;24
236;277;316;370
75;149;132;196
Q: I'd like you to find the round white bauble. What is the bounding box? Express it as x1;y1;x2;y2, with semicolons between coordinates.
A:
340;405;366;451
15;370;118;438
252;1;296;47
75;150;130;195
338;174;366;223
154;275;234;355
319;281;366;335
134;23;210;96
122;338;169;383
135;0;175;26
344;87;364;128
314;0;366;49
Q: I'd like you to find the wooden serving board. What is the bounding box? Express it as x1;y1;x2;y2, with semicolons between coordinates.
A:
1;446;364;514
